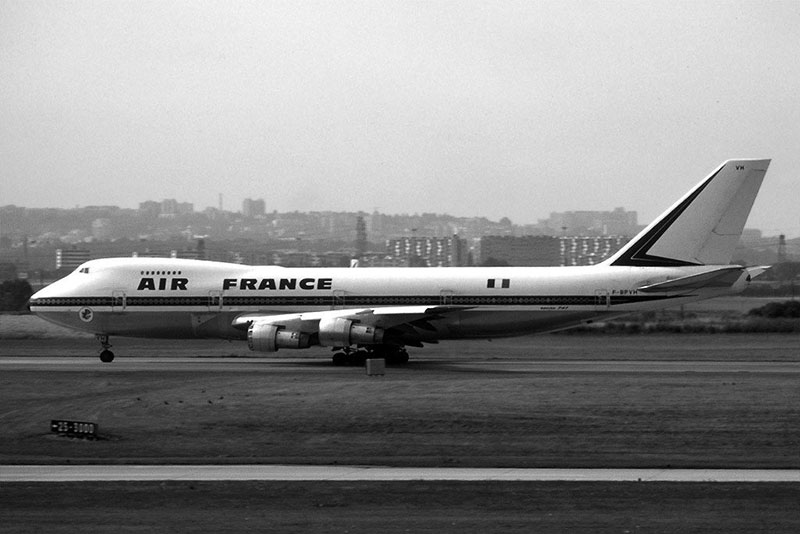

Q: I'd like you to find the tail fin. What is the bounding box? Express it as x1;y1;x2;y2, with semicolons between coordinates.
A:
605;159;770;267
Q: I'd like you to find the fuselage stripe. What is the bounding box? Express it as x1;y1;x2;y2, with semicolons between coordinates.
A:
29;294;684;308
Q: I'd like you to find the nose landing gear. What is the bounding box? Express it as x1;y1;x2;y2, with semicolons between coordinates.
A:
96;334;114;363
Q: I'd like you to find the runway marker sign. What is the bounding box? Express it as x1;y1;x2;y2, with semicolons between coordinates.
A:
51;420;98;439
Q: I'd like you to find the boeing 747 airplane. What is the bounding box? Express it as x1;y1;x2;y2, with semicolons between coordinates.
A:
30;159;771;365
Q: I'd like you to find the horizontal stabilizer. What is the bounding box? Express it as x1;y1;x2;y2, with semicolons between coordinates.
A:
638;267;745;293
745;266;771;280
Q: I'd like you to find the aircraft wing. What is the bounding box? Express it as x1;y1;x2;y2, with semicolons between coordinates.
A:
231;305;473;331
231;304;475;349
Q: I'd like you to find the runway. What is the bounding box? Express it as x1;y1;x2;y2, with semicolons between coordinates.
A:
3;356;800;375
4;465;800;482
4;336;800;474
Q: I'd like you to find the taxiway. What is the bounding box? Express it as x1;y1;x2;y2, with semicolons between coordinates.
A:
4;465;800;482
3;356;800;375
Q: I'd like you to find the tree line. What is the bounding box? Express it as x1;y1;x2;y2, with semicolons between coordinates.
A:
0;280;33;312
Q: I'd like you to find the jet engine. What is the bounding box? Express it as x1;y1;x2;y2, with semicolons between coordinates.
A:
247;322;311;353
318;317;384;347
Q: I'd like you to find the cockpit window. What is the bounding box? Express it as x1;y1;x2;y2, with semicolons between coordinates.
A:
79;267;90;274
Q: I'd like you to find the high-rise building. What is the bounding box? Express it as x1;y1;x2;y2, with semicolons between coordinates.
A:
545;207;638;236
355;216;367;259
159;199;194;217
478;235;628;266
479;236;560;266
56;248;91;271
385;236;467;267
138;201;161;217
560;236;628;266
242;198;266;218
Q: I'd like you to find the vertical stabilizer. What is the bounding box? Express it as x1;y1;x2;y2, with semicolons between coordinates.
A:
605;159;770;267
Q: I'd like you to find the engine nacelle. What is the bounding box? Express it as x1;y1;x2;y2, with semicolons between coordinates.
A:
247;322;311;352
318;317;384;347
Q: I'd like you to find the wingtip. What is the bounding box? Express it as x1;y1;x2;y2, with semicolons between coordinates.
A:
746;265;771;280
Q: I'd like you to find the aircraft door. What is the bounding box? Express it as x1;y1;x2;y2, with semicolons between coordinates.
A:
208;290;223;312
594;290;610;311
332;290;346;309
440;289;455;305
111;290;126;313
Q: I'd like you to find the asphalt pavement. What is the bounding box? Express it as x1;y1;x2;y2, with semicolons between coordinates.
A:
4;465;800;482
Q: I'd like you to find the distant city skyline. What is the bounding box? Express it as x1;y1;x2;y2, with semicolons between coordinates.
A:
0;199;643;233
1;171;794;238
2;195;793;276
3;195;788;240
2;2;799;237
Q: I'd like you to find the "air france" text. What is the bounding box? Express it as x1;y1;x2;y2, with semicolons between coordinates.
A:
222;278;333;291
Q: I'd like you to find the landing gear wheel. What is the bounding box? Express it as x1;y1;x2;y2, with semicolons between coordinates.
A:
347;352;367;367
331;346;409;366
368;345;409;365
331;348;367;366
332;352;347;366
386;349;409;365
96;334;114;363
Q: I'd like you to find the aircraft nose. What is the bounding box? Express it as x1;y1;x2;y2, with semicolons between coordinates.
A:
31;281;57;300
30;275;72;302
30;285;48;300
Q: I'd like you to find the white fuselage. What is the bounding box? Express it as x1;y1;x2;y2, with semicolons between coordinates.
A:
29;257;745;344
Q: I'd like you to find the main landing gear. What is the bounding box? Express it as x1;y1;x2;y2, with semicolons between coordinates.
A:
96;334;114;363
331;345;410;367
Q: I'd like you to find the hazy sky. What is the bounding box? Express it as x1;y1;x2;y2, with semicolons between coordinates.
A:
2;1;799;236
